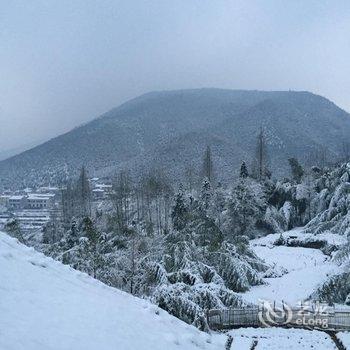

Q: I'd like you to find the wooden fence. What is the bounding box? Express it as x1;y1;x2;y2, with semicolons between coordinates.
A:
207;304;350;332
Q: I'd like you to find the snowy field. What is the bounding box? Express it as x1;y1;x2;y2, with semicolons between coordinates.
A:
242;229;341;304
337;332;350;348
0;232;226;350
228;327;337;349
231;229;345;349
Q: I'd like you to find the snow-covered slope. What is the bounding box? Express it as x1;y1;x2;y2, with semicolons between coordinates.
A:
241;229;341;304
0;232;226;350
338;332;350;348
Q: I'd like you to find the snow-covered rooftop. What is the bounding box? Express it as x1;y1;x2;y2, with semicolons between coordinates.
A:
95;184;112;189
9;195;25;200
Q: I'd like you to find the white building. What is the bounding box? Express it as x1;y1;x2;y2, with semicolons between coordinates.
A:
8;196;27;210
27;194;55;209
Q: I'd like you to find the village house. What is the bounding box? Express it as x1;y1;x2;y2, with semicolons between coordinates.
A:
8;195;28;210
26;194;55;209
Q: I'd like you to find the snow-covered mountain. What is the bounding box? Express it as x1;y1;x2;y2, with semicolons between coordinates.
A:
1;88;350;188
0;232;226;350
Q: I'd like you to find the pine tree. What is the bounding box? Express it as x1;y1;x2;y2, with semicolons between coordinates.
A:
78;217;103;278
240;161;249;178
81;217;99;245
202;146;214;183
288;157;304;183
66;217;79;248
254;128;270;181
227;179;265;236
200;178;213;210
171;189;188;231
77;166;91;217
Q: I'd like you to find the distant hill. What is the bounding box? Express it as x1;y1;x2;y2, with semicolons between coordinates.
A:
1;88;350;188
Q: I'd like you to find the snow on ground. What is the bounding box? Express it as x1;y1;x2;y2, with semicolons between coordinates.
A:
337;332;350;348
229;228;345;349
242;228;341;304
227;327;337;350
252;228;347;248
0;232;226;350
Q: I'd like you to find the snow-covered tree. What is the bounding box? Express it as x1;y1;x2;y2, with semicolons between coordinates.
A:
171;188;189;231
200;177;213;211
4;219;25;243
226;178;266;237
288;157;304;183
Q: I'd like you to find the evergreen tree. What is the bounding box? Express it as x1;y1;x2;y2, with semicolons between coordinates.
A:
202;146;214;183
240;161;249;178
227;179;266;236
171;189;188;231
81;217;99;244
76;217;104;278
200;177;213;211
66;217;79;248
254;128;270;181
288;157;304;183
77;166;91;217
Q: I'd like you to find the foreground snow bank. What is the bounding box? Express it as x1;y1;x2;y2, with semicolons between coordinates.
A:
0;232;226;350
228;327;337;349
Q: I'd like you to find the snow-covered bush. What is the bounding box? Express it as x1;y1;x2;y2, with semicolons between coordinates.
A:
312;272;350;304
152;282;246;330
224;178;268;237
304;163;350;235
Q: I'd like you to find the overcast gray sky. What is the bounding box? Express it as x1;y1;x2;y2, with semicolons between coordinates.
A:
1;0;350;151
